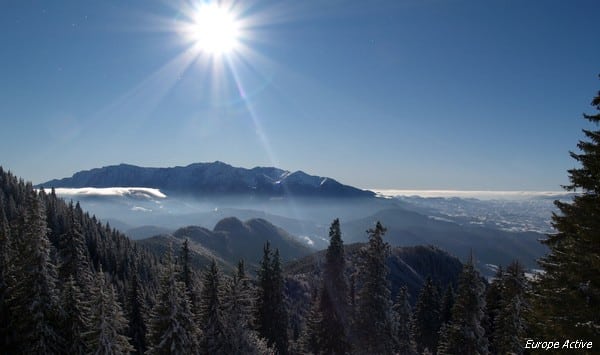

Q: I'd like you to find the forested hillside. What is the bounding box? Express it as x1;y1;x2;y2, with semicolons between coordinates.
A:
0;167;161;353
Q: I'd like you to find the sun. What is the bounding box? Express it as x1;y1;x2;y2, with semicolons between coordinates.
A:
189;3;240;56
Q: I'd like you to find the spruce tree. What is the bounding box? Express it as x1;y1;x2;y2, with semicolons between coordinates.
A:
147;245;200;354
440;284;455;326
60;275;90;354
393;285;416;355
494;261;528;355
483;265;503;355
199;259;227;354
0;201;13;347
255;241;273;340
270;248;290;354
179;238;201;316
411;277;441;354
437;257;488;355
353;221;395;354
318;218;349;354
255;242;289;354
127;262;148;354
58;203;91;285
532;82;600;340
85;267;134;354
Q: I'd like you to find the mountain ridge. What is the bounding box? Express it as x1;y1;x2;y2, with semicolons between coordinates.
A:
39;161;375;198
137;216;314;272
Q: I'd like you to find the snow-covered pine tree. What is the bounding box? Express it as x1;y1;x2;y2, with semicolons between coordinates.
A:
483;265;503;354
8;189;62;353
179;238;201;317
60;275;90;354
270;248;290;354
493;261;528;355
147;244;200;354
411;276;442;354
58;202;92;286
437;257;488;355
199;259;227;354
127;261;148;354
353;221;395;354
532;81;600;340
318;218;350;354
393;285;416;355
255;241;273;339
255;242;289;354
0;200;13;347
440;284;455;326
85;267;134;354
223;259;274;354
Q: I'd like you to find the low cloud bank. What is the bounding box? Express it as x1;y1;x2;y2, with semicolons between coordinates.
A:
44;187;167;199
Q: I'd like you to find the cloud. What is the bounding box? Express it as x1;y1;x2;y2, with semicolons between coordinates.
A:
131;206;152;212
45;187;167;199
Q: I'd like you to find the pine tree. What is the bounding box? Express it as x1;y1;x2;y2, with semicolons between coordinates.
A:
437;257;488;355
179;238;201;316
147;245;200;354
532;82;600;340
85;267;134;354
494;261;528;355
255;241;272;339
8;189;62;353
483;266;503;354
199;259;227;354
393;286;416;355
353;221;395;354
0;201;13;347
440;284;455;326
255;242;289;354
58;203;91;284
348;273;356;339
60;275;90;354
411;277;441;354
127;262;148;354
270;248;290;354
317;218;349;354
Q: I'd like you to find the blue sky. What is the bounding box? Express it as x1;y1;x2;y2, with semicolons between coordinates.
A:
1;0;599;190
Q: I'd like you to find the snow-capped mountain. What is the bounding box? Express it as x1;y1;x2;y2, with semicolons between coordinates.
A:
39;161;375;198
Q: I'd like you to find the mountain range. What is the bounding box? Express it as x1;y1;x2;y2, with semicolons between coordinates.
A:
39;161;375;198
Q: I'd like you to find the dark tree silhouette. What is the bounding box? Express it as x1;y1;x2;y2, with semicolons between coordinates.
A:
532;79;600;340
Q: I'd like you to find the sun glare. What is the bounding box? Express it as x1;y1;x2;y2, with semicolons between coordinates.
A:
190;4;240;56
